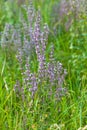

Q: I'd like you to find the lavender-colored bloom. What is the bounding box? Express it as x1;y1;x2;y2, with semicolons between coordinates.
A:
46;45;67;100
14;80;25;101
29;74;38;98
47;45;55;85
16;48;23;67
47;63;55;85
23;57;31;86
23;58;38;98
38;55;46;79
32;9;42;61
27;1;35;26
43;23;49;42
51;0;87;32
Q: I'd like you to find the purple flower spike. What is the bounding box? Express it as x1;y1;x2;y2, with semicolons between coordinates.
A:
29;74;38;97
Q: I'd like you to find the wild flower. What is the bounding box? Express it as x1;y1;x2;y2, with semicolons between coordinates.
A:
51;0;87;32
23;58;38;98
14;80;25;101
1;2;67;101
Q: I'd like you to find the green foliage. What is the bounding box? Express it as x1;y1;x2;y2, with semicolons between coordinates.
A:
0;0;20;31
0;0;87;130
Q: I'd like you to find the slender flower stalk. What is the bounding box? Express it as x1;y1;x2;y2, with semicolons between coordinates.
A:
29;73;38;98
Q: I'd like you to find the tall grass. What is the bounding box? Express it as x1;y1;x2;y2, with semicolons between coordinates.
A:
0;0;87;130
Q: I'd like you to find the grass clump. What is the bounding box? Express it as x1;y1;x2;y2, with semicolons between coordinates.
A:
0;0;87;130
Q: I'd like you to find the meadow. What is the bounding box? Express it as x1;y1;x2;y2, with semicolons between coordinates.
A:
0;0;87;130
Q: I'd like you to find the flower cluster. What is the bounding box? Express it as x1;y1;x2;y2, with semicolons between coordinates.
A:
1;1;67;101
51;0;87;32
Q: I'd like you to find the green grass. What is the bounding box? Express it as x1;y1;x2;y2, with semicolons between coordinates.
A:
0;0;87;130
